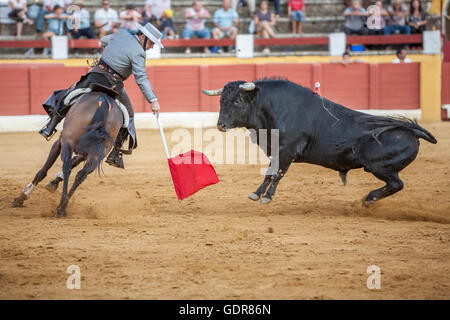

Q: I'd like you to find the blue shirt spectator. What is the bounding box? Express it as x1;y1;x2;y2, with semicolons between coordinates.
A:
45;5;67;36
213;5;239;29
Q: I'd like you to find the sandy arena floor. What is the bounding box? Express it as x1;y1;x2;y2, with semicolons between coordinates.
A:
0;123;449;299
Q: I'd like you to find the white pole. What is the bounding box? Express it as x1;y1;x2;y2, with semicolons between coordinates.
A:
156;116;170;159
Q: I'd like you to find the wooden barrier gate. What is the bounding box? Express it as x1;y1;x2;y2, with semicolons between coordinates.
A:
0;62;421;116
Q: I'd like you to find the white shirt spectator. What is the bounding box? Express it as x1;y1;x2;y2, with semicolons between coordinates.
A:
393;58;412;63
145;0;171;19
185;7;209;31
95;7;119;32
120;9;140;31
8;0;27;12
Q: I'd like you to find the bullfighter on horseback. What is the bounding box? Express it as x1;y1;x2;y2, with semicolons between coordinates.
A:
39;22;163;169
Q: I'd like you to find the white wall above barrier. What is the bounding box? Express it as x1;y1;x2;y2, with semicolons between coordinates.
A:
51;36;68;60
236;34;254;58
329;32;346;56
423;30;441;54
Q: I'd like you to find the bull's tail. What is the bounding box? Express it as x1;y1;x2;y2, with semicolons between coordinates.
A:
76;93;114;173
359;116;437;144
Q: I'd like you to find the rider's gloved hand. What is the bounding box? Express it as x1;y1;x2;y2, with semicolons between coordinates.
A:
151;100;160;118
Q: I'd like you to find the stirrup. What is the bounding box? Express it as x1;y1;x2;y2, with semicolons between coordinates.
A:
120;148;132;155
39;127;57;141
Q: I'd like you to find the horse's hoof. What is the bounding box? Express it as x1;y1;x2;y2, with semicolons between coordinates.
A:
260;197;272;204
11;198;24;208
55;208;66;218
248;193;260;201
45;182;58;193
363;198;375;207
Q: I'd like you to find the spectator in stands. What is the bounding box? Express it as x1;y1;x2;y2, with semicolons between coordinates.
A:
159;9;176;39
269;0;280;17
8;0;35;37
344;0;370;9
182;1;211;54
42;5;67;54
67;1;94;39
231;0;256;15
120;4;142;35
36;1;72;35
343;0;368;35
254;0;276;54
212;0;239;52
94;0;120;39
408;0;427;34
331;51;364;66
288;0;306;34
384;0;410;35
393;48;411;63
143;0;171;25
367;0;388;35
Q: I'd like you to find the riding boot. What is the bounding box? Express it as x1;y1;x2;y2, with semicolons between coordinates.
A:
39;111;64;141
105;128;129;169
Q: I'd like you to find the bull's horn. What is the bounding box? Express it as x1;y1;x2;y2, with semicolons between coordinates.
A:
239;82;256;91
201;88;223;96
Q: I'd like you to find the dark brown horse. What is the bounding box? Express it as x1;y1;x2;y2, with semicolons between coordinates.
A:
11;91;123;217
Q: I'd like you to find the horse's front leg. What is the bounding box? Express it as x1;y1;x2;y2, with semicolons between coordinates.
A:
11;138;61;207
56;143;73;218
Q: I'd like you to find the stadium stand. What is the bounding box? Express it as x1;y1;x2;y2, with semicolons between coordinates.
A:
0;0;441;57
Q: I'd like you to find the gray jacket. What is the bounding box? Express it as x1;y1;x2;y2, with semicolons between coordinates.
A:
100;29;157;102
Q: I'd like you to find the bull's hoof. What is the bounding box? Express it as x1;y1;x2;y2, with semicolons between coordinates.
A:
260;197;272;204
248;193;260;201
45;182;58;193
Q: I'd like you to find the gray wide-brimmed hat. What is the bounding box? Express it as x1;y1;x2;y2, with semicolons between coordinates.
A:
135;22;164;48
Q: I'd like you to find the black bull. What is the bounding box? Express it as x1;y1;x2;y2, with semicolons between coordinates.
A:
202;79;437;205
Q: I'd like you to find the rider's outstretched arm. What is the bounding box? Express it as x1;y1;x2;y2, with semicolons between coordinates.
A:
131;51;157;103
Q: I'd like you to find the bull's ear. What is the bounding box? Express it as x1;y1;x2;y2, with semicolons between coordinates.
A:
239;82;256;91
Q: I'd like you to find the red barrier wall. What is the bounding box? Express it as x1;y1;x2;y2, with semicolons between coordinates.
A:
0;63;420;116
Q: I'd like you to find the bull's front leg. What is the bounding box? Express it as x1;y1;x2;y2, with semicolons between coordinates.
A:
248;164;274;201
260;153;293;204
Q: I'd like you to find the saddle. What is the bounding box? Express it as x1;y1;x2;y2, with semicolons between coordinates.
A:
63;84;129;128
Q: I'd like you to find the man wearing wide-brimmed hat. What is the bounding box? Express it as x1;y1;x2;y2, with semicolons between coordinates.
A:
39;22;164;169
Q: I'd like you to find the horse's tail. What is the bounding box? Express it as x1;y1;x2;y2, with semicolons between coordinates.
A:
77;93;114;173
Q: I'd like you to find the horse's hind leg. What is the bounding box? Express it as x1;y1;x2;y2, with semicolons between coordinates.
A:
55;143;73;218
11;138;61;207
46;154;85;193
67;157;98;200
364;171;404;206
